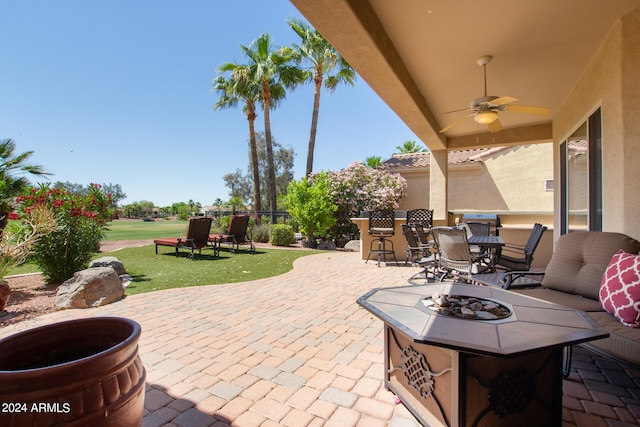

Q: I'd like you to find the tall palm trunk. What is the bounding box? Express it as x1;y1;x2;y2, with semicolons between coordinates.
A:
246;103;262;218
262;81;277;219
306;65;323;177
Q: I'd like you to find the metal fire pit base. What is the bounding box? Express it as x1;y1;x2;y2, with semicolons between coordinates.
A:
386;325;561;427
358;283;608;427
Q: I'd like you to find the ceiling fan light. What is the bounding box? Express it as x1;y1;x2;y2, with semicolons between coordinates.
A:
475;111;499;124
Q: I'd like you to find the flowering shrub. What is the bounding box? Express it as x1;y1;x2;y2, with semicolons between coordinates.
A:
327;161;407;215
326;161;407;242
18;184;113;284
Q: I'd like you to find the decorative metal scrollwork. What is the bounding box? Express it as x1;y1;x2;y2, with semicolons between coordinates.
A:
394;345;452;399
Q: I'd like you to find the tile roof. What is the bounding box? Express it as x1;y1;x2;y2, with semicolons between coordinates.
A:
379;147;507;170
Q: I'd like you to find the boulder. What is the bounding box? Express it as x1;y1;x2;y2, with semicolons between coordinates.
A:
89;256;126;276
55;267;124;310
343;240;361;252
318;240;337;250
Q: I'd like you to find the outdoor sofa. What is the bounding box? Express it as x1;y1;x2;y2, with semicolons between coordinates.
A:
504;231;640;366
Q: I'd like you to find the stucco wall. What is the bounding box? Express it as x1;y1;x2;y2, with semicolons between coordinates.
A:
553;7;640;241
395;144;554;214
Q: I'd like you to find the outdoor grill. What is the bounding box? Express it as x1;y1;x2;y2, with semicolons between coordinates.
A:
461;213;501;235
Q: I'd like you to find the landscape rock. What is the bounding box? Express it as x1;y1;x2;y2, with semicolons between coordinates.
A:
318;240;337;250
55;267;124;310
343;240;361;252
89;256;126;276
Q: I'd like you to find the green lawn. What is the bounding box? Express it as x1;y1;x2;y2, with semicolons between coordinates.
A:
103;219;190;241
9;219;322;295
115;245;319;295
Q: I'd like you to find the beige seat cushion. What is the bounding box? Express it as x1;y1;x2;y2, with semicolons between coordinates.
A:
587;311;640;365
512;288;603;312
542;232;640;300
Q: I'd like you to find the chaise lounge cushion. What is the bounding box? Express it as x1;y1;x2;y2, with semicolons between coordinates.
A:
541;231;640;300
599;250;640;327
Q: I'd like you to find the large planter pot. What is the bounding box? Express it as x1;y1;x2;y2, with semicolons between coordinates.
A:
0;317;146;427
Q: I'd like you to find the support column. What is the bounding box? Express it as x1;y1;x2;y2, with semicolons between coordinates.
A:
430;149;448;225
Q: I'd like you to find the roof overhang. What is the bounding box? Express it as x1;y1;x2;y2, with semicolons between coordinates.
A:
289;0;640;151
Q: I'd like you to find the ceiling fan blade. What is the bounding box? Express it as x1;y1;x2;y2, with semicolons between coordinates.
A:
490;96;519;106
439;114;472;133
507;104;550;115
487;118;503;133
442;107;474;115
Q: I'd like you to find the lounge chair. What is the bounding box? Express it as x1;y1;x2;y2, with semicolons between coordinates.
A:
209;214;255;256
154;217;213;259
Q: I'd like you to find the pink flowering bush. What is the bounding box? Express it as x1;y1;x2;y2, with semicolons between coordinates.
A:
327;161;406;213
327;161;407;242
18;184;113;284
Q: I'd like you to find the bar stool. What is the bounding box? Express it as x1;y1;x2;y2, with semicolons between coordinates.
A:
366;209;398;267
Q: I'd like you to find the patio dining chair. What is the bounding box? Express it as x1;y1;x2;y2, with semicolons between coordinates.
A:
471;223;548;289
494;223;547;271
431;226;491;282
154;216;213;259
406;208;433;229
401;224;438;284
414;223;436;254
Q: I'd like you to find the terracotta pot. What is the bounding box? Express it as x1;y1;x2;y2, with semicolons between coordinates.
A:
0;317;146;427
0;281;9;311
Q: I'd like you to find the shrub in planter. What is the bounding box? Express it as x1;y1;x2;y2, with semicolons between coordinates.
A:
18;184;112;284
269;224;295;246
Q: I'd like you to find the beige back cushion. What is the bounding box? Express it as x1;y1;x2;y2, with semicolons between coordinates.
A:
542;231;640;300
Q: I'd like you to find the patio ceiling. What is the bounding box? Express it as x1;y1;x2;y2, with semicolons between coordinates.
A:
289;0;640;151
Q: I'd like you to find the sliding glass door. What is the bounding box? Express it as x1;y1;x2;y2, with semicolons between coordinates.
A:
560;108;602;233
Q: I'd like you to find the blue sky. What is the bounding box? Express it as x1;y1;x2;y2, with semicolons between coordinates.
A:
1;1;419;207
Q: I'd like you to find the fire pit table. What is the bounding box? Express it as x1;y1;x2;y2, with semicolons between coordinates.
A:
357;283;608;427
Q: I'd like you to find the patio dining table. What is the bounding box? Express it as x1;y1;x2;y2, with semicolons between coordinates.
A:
468;235;504;271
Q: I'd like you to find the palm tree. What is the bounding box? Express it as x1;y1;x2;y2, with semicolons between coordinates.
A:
285;18;356;177
365;156;383;168
0;139;50;234
213;197;223;218
395;140;427;154
220;33;304;217
212;74;262;216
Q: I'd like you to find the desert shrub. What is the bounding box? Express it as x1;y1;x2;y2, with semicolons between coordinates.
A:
269;224;295;246
251;223;270;243
18;184;112;284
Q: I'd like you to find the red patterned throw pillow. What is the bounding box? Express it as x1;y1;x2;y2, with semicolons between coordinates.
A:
600;250;640;327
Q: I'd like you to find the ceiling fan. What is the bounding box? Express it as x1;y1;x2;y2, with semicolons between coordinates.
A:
439;55;549;134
